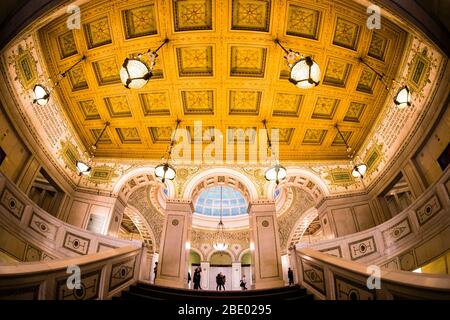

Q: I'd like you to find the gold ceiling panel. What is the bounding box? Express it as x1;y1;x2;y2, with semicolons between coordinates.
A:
38;0;407;161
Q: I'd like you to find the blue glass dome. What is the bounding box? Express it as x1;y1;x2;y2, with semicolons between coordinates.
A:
194;186;247;216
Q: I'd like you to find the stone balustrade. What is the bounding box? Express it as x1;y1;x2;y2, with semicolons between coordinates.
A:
291;247;450;300
296;167;450;272
0;172;141;262
0;245;144;299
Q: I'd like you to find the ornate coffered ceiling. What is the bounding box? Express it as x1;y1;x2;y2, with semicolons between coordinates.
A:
37;0;407;161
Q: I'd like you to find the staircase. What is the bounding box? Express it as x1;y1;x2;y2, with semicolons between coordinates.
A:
117;282;314;301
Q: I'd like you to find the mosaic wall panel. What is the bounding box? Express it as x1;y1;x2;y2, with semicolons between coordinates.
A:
381;218;412;248
28;212;58;240
13;48;38;89
181;90;214;114
335;275;375;300
139;92;171;116
301;258;326;294
344;102;365;122
104;96;132;118
231;0;271;32
84;16;112;49
58;30;77;58
89;166;114;183
109;256;137;291
348;236;377;260
286;4;321;39
63;232;91;255
408;51;431;92
415;195;441;225
78;100;100;120
0;188;25;220
330;170;353;184
319;246;342;258
229;90;261;115
333;17;360;50
272;93;303;117
122;4;157;39
230;46;266;77
312;97;339;119
176;46;213;77
56;270;100;300
302;129;327;145
92;58;121;86
115;127;142;144
173;0;213;31
323;59;352;87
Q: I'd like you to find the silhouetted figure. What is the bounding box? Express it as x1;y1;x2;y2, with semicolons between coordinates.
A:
153;262;158;283
240;275;247;290
193;267;202;290
188;271;191;285
216;272;226;291
288;267;294;286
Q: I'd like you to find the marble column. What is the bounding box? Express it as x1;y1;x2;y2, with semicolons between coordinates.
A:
248;200;284;289
155;199;193;288
200;261;210;289
232;262;242;290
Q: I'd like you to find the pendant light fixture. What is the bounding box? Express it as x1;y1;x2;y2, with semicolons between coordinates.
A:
274;39;321;89
213;186;228;251
334;124;367;179
76;121;110;175
359;57;411;109
120;38;169;89
154;119;180;183
263;120;287;185
33;55;86;106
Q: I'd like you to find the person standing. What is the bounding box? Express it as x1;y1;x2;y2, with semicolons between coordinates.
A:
153;262;158;283
216;273;222;291
220;272;226;291
288;267;294;286
188;271;191;288
193;267;202;290
240;275;247;290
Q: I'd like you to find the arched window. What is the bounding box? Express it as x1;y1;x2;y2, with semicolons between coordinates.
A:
194;186;247;216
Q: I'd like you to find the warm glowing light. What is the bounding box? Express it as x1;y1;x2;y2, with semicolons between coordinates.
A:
394;85;411;109
76;160;91;175
33;84;50;106
289;56;321;89
352;163;367;178
213;242;228;251
265;163;287;185
154;163;176;183
120;58;152;89
185;242;191;250
250;242;255;251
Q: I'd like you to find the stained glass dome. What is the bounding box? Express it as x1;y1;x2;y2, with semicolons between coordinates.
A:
194;186;248;216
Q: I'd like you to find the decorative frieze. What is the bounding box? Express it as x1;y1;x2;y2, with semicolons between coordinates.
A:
63;232;91;255
348;236;377;260
1;188;25;220
382;218;412;248
29;212;58;240
416;195;441;225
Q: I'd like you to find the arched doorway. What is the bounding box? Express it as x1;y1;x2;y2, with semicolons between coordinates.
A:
209;251;233;290
240;251;253;288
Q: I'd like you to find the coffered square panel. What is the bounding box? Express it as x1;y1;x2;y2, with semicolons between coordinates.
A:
84;16;112;49
302;129;327;145
181;90;214;115
272;93;303;117
92;58;121;86
368;32;388;61
115;128;141;144
312;97;339;120
230;46;267;77
227;127;256;144
323;59;352;87
286;4;321;40
332;131;352;145
122;4;157;39
78;100;100;120
90;128;112;144
186;126;215;143
139;92;170;116
333;17;360;50
173;0;213;31
270;128;294;145
231;0;271;32
67;64;88;91
149;127;173;144
229;90;261;115
176;46;213;77
104;96;132;118
344;102;365;122
58;31;77;59
356;68;376;94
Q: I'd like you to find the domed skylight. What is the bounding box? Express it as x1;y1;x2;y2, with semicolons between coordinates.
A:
194;186;247;216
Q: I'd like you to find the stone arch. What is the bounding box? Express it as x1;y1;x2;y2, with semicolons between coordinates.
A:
124;206;157;253
183;168;259;203
207;248;237;263
286;207;320;249
238;248;251;262
113;166;176;202
189;247;204;262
